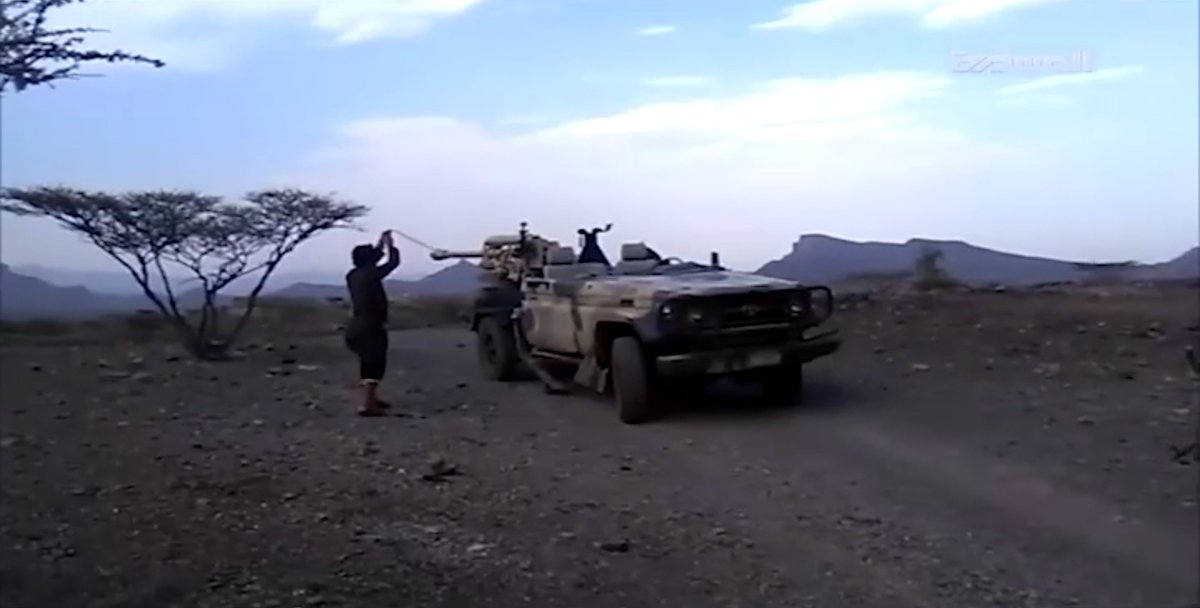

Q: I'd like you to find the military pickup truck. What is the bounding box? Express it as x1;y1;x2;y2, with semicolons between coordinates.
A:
432;223;841;424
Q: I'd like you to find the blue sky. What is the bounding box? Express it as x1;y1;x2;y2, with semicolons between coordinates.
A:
2;0;1197;278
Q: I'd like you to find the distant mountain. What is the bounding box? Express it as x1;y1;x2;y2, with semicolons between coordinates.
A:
757;234;1198;286
390;260;484;296
12;264;357;297
270;282;346;300
7;238;1193;321
1140;246;1199;280
15;261;485;300
2;265;259;320
2;258;486;320
0;264;144;320
272;261;485;300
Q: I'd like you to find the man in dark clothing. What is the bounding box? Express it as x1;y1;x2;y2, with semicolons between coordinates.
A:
344;230;401;416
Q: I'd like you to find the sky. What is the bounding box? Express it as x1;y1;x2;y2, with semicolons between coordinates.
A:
2;0;1197;279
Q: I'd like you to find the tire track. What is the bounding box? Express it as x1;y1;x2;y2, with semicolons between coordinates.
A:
389;328;1200;607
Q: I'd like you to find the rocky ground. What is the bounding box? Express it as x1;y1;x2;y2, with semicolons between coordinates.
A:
1;285;1198;608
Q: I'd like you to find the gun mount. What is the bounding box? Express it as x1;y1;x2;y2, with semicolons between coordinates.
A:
429;222;562;284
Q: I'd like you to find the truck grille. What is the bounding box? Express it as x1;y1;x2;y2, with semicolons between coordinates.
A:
702;291;792;328
651;287;834;356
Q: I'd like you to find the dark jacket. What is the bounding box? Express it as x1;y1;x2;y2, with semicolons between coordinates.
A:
346;245;400;326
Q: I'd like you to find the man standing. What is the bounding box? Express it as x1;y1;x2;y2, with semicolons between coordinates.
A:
344;230;401;416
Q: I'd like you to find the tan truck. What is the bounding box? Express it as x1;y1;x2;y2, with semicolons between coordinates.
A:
431;222;840;424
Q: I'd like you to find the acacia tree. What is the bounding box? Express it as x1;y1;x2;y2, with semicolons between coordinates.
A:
1;0;163;92
0;186;369;359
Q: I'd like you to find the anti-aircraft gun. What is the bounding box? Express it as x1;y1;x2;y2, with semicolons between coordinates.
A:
430;222;561;286
429;221;842;425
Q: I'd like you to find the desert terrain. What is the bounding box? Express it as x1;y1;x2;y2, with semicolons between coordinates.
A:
1;284;1197;608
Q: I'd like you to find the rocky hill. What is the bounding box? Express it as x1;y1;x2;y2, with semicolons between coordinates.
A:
756;234;1196;285
1142;246;1199;280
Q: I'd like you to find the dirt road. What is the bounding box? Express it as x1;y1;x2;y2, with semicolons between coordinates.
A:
2;289;1197;607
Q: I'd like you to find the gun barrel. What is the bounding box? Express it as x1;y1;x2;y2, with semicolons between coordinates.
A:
430;249;485;261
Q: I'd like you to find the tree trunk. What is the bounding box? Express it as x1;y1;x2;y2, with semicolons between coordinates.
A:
176;320;232;362
185;337;232;361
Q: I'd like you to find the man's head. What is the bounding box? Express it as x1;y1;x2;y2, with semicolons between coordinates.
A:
352;244;382;268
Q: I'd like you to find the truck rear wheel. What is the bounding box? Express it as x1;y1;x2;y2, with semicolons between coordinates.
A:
611;336;658;424
477;316;518;381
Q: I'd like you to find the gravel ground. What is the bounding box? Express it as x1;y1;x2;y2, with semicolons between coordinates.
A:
2;287;1198;608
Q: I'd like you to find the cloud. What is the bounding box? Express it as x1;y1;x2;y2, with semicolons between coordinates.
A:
44;0;486;70
752;0;1068;31
995;93;1072;108
999;65;1145;95
641;76;714;88
278;70;1040;274
307;1;487;45
636;24;677;36
531;71;952;140
496;115;549;126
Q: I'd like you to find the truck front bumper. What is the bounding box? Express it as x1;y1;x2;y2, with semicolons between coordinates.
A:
654;329;841;377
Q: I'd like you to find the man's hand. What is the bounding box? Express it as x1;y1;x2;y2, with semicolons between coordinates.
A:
377;230;394;249
378;231;401;277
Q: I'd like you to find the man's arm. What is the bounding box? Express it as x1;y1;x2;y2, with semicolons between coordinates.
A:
376;231;401;278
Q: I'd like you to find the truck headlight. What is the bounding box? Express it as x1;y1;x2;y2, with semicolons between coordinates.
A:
806;287;834;321
788;294;805;316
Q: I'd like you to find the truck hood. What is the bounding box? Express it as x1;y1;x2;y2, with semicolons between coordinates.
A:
582;270;798;298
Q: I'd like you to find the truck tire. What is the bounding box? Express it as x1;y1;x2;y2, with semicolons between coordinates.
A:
476;315;518;381
761;365;803;406
611;336;657;424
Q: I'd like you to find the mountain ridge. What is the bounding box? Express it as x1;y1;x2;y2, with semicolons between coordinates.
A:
3;237;1195;320
756;234;1195;286
271;260;485;299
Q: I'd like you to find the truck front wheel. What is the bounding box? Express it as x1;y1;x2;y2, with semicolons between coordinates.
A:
611;336;658;424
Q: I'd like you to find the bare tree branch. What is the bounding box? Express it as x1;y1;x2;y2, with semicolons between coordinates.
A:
1;0;164;92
